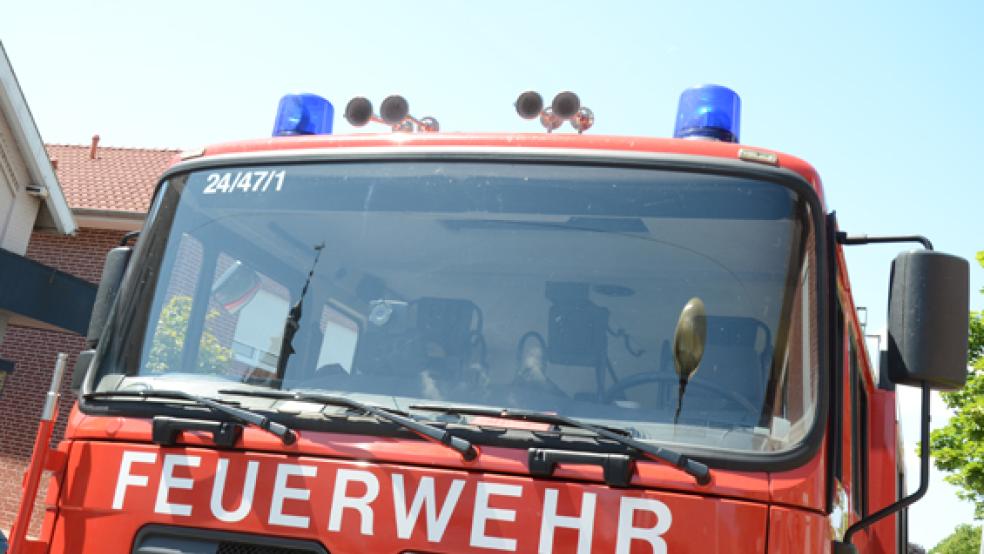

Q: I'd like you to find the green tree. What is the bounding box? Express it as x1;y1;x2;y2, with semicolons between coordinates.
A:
146;295;231;373
929;252;984;517
930;523;981;554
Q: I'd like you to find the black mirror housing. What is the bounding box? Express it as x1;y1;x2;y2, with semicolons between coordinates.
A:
887;251;969;390
70;349;95;393
86;246;131;347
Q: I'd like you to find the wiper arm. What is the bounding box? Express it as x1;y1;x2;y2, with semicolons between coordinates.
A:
410;403;710;485
219;389;477;461
85;389;297;445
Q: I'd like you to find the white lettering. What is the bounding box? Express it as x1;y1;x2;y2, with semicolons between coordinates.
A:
328;469;380;535
615;497;673;554
203;173;220;194
210;458;259;523
204;171;286;194
470;482;522;551
538;488;596;554
392;474;465;543
215;172;231;193
251;171;269;192
112;451;157;510
235;172;253;192
154;454;201;516
269;464;316;528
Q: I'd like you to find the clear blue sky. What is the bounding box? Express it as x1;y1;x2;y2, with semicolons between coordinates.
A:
2;0;982;547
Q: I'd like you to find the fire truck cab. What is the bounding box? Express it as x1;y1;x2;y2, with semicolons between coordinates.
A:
10;86;971;553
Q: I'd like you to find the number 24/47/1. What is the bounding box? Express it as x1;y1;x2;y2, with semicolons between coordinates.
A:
203;170;286;195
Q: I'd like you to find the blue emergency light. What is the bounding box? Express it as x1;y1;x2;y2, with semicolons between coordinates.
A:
272;93;334;136
673;85;741;143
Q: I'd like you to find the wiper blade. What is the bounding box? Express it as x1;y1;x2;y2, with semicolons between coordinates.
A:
410;403;710;485
85;389;297;445
219;389;477;461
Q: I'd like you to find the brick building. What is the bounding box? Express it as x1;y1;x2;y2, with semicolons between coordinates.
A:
0;138;176;533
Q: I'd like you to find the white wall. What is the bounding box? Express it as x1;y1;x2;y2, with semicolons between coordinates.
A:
0;105;42;348
0;112;41;255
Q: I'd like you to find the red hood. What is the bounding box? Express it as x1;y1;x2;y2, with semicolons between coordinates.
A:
53;439;769;553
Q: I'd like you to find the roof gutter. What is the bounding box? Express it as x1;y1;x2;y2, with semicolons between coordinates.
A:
72;208;144;231
0;41;76;235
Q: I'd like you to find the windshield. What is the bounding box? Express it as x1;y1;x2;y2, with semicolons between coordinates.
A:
96;160;819;455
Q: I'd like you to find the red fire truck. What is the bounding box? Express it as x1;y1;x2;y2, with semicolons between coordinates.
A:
8;85;971;553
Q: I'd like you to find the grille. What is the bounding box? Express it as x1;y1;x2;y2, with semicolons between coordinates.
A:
132;525;327;554
217;543;317;554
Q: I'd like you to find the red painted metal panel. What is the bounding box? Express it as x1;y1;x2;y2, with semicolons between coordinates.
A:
49;441;769;553
767;505;831;553
866;389;899;553
66;411;771;502
769;442;826;512
173;133;825;205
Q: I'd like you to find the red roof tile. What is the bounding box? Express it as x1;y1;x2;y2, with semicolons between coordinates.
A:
44;144;178;213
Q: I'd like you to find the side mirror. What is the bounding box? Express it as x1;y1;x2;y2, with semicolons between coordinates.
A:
86;246;132;347
886;251;969;390
73;246;131;393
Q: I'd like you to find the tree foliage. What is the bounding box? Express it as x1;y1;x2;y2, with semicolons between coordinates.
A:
929;252;984;517
930;523;981;554
146;295;230;373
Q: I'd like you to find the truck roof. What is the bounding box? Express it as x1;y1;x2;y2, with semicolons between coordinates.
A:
182;133;825;204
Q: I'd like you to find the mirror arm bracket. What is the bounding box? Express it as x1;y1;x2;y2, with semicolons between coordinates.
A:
836;232;933;251
120;231;140;246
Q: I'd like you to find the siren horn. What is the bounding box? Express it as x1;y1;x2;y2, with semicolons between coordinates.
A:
551;91;581;119
515;90;594;133
539;108;563;132
515;91;544;119
344;97;374;127
571;107;595;134
342;95;439;133
417;116;440;133
380;95;411;125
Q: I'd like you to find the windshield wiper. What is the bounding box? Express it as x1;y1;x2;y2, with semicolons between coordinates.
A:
85;389;297;445
219;389;477;461
409;403;710;485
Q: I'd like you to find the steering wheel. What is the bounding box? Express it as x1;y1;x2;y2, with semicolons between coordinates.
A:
602;371;758;414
